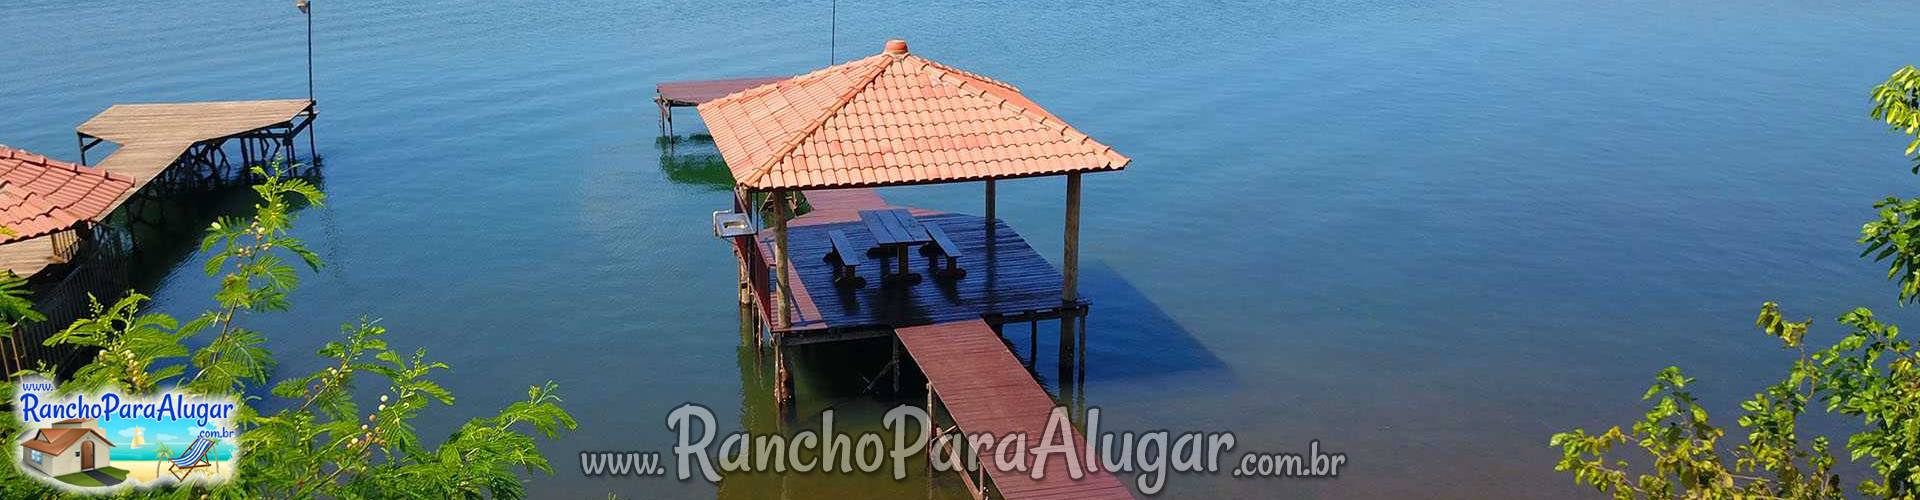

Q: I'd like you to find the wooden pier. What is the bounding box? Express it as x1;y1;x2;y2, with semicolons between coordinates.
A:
654;76;786;136
76;99;315;204
901;319;1132;500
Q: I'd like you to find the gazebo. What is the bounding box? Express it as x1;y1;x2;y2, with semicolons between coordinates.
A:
689;40;1138;499
699;38;1129;330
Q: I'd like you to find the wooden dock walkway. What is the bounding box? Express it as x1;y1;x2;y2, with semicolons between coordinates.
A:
76;99;315;205
898;319;1132;499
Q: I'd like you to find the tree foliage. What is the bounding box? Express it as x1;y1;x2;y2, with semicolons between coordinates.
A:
0;163;575;498
1552;66;1920;499
1863;66;1920;304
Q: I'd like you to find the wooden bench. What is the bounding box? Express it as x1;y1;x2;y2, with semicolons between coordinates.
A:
920;222;965;278
824;230;866;287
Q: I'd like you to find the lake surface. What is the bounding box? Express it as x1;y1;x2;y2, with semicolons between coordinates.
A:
4;0;1919;497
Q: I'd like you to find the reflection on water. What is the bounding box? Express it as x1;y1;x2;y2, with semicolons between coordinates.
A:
116;160;326;293
8;0;1920;497
721;262;1225;498
721;304;964;499
659;154;733;192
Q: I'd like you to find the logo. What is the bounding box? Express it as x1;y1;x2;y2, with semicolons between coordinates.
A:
13;377;239;491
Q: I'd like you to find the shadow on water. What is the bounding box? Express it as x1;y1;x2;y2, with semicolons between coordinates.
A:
714;260;1227;498
30;157;327;381
1075;261;1232;385
115;160;327;292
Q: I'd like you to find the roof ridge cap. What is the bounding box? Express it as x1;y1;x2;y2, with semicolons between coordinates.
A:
701;54;887;110
739;56;894;189
911;55;1021;93
918;60;1131;169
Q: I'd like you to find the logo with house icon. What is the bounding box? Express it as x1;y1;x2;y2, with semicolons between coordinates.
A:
12;379;239;490
18;418;122;486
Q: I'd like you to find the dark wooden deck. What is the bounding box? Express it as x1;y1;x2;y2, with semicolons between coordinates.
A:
764;212;1080;335
898;320;1133;499
655;76;788;107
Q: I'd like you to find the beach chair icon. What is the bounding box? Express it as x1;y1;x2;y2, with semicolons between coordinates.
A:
167;437;218;480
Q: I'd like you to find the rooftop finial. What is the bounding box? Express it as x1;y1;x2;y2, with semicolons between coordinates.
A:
884;39;908;55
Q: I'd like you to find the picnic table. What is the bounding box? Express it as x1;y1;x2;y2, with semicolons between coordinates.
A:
858;208;931;283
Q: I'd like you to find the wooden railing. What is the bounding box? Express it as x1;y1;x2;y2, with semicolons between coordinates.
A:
731;191;780;328
734;233;775;328
2;230;128;377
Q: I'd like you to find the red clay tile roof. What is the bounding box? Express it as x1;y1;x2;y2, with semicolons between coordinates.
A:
697;39;1130;191
0;146;134;244
21;426;114;455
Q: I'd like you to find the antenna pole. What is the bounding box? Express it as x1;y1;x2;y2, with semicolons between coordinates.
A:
829;0;837;64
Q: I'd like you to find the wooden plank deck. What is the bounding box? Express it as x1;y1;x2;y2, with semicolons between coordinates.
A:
91;141;194;196
76;99;314;205
780;212;1077;329
757;187;949;332
656;76;788;107
77;99;313;145
897;319;1133;499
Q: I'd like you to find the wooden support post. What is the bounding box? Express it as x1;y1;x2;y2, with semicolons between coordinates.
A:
1059;314;1076;402
1075;311;1089;413
774;336;793;422
891;336;901;394
657;98;668;136
739;302;758;347
1029;321;1044;367
737;255;752;306
772;191;793;328
306;110;317;155
1063;173;1081;303
926;382;938;472
1029;318;1039;368
985;179;997;235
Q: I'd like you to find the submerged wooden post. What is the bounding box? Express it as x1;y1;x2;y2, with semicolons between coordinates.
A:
774;337;793;422
772;190;793;328
925;382;938;472
1059;313;1076;404
735;189;754;307
1062;173;1081;303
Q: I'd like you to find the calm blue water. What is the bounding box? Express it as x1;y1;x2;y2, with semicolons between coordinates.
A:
4;1;1919;498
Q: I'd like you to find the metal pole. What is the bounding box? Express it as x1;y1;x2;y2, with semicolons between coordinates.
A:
296;1;318;157
305;5;314;103
828;0;837;65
